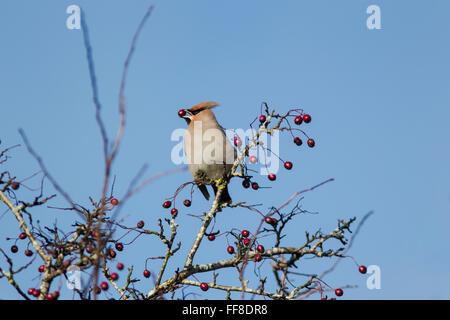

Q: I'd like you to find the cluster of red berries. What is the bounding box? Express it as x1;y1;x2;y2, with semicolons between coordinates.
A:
92;261;151;296
293;113;315;148
10;233;35;256
230;229;265;262
162;199;192;218
27;288;60;300
259;112;314;148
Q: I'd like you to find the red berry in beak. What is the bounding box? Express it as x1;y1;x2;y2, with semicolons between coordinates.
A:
178;109;186;117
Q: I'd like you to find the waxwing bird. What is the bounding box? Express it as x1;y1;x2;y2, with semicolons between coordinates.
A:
180;101;236;204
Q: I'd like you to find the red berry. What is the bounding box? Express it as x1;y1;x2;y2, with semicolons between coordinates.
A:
100;281;109;291
27;288;34;295
265;217;278;226
143;269;151;278
268;173;276;181
86;246;93;254
294;116;303;125
46;293;54;300
259;115;266;123
254;254;262;262
178;109;186;117
359;265;367;274
108;249;116;259
284;162;294;171
110;198;119;206
93;286;101;295
243;238;251;246
293;137;303;146
32;289;41;297
242;179;250;189
52;291;60;299
183;199;191;207
335;288;343;297
234;137;242;147
200;282;209;291
256;244;265;253
241;230;250;238
171;208;178;217
11;182;20;190
307;138;315;148
63;259;72;268
249;155;257;164
251;182;259;190
117;262;124;271
25;249;33;257
115;243;124;251
110;272;119;281
10;245;18;253
208;235;215;241
38;265;45;273
227;246;235;254
162;200;172;209
303;114;311;123
19;232;27;240
92;231;100;238
137;220;145;229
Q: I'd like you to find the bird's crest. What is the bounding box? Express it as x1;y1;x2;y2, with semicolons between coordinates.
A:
188;101;220;113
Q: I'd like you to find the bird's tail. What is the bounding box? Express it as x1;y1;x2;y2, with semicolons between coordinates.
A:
212;184;232;205
198;184;210;201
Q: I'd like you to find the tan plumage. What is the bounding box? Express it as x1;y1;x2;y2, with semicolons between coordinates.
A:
182;101;236;203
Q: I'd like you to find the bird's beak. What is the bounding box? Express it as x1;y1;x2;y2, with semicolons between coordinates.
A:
183;110;193;120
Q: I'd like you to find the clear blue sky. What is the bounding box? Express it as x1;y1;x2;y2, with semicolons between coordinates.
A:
1;0;449;299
